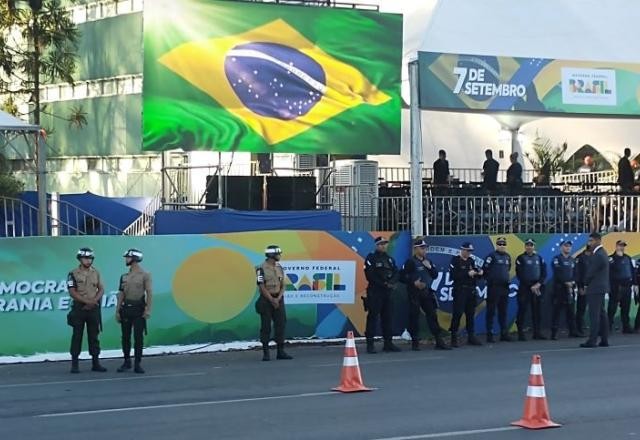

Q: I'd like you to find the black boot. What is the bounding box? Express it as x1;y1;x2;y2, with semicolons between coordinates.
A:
366;339;376;354
450;334;459;348
383;340;401;352
411;340;421;351
117;358;132;373
486;333;495;343
500;332;513;342
518;332;527;341
134;361;145;374
70;358;79;374
91;357;107;372
533;332;548;340
276;345;293;360
434;336;451;350
551;330;558;341
467;334;483;346
262;344;270;362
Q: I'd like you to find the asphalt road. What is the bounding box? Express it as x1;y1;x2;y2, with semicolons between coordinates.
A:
1;334;639;440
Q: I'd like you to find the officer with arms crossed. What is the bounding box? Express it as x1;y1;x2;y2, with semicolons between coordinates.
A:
364;237;401;354
515;239;547;341
256;245;292;361
580;232;610;348
402;238;450;350
449;242;483;347
66;248;107;374
116;248;152;374
608;240;636;333
550;240;579;340
483;237;513;343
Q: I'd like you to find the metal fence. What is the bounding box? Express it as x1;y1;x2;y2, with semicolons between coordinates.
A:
378;167;537;184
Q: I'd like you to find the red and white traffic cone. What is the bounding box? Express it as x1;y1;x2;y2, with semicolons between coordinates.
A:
511;354;561;429
332;331;373;393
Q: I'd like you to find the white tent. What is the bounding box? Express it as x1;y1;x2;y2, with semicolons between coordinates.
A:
372;0;640;170
0;110;39;133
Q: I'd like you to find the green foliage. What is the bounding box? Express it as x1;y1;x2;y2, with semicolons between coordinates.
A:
525;134;569;185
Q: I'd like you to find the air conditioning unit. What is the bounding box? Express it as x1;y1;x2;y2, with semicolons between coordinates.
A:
332;160;379;230
294;154;316;170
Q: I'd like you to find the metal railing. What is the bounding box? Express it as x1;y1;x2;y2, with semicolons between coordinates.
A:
378;167;537;184
123;192;162;236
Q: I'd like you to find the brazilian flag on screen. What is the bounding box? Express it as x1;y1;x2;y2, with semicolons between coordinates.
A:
142;0;402;154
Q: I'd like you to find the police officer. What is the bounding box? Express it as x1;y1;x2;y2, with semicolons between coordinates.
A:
364;236;400;354
482;237;512;343
580;232;610;348
635;262;640;332
66;248;107;374
574;244;591;336
116;249;152;374
256;245;292;362
608;240;636;333
403;238;450;351
515;239;547;341
449;242;483;347
550;240;579;340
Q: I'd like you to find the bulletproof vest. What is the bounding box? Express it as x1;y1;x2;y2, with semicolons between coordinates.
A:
372;252;395;281
453;256;477;288
519;253;542;283
610;254;633;282
412;256;434;287
261;262;284;295
71;267;100;300
486;251;510;284
553;254;575;283
121;269;150;301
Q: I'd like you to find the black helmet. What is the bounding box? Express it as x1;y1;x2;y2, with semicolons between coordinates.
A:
265;245;282;258
76;247;95;261
123;248;143;263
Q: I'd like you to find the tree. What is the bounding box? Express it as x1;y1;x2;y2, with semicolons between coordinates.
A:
0;0;84;128
525;134;569;186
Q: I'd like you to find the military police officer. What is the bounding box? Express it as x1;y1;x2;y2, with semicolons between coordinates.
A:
449;242;483;347
66;248;107;374
256;245;292;361
515;239;547;341
116;249;152;374
402;238;450;351
482;237;512;343
608;240;636;333
574;244;591;336
550;240;579;340
364;236;400;354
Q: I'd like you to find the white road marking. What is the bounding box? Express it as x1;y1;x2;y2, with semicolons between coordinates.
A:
520;343;638;354
0;372;207;389
371;426;521;439
35;391;335;418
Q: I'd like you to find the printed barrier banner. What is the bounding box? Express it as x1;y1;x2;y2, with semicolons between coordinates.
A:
0;231;410;357
1;231;638;359
418;51;640;117
143;0;402;154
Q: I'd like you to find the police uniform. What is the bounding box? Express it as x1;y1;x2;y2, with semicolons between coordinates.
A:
117;249;151;373
449;243;482;346
635;262;640;332
550;248;578;339
66;248;106;373
515;241;547;340
608;243;635;333
482;240;512;342
574;248;591;336
256;245;292;361
403;239;450;350
364;237;399;353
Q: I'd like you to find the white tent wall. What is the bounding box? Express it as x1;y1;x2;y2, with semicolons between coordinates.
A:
371;0;640;172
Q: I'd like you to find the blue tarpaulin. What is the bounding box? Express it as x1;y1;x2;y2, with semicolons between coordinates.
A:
154;209;342;234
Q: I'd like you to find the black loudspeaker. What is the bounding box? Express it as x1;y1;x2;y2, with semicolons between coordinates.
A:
257;153;272;174
266;176;316;210
205;175;263;210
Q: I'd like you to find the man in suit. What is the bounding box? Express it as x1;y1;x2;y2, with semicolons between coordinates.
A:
580;232;610;348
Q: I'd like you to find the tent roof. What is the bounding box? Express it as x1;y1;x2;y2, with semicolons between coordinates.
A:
0;110;39;132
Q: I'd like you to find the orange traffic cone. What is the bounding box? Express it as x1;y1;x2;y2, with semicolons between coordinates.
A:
332;331;373;393
511;354;561;429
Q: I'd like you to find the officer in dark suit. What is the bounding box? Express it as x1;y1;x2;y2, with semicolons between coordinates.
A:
403;238;450;351
608;240;636;333
364;237;400;354
482;237;512;343
635;263;640;332
515;239;547;341
581;232;610;348
550;241;579;340
574;245;592;336
449;242;483;347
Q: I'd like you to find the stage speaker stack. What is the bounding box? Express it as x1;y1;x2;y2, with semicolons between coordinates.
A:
266;176;317;210
205;175;263;210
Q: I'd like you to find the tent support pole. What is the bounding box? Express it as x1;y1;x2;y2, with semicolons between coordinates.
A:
409;60;424;237
36;132;47;236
